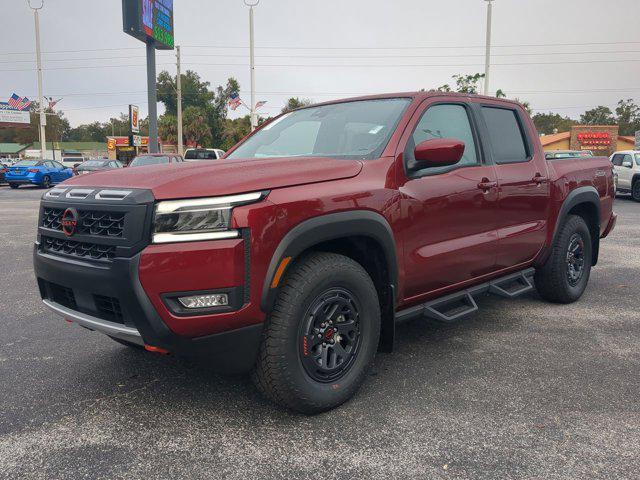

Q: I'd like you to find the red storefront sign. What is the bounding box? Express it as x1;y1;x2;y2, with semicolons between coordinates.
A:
577;132;611;146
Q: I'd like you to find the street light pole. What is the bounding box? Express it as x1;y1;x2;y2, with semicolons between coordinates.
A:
245;0;259;130
483;0;493;96
27;0;47;159
176;45;184;156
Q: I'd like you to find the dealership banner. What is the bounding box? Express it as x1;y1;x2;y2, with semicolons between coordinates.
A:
0;102;31;125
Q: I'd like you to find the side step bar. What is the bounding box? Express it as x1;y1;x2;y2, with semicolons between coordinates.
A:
396;268;535;324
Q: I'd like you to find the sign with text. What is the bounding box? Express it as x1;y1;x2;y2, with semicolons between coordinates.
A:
122;0;174;50
0;102;30;127
129;104;140;133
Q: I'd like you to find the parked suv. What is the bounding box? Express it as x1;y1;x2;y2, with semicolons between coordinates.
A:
611;150;640;201
34;93;616;413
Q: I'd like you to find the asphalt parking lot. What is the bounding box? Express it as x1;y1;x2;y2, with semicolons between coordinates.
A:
0;184;638;480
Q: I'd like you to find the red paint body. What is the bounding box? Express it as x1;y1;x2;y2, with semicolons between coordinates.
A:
62;92;616;339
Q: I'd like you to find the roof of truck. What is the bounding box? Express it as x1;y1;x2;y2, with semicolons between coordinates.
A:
308;91;524;108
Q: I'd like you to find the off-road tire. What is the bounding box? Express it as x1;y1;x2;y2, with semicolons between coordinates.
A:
535;215;592;304
9;183;18;189
252;252;381;414
632;180;640;202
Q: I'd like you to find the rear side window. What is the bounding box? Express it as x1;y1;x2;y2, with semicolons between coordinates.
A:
482;107;529;164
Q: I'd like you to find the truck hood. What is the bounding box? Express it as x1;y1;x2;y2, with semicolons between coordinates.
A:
60;156;363;200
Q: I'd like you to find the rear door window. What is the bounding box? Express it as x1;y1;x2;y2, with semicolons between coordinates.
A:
481;107;530;164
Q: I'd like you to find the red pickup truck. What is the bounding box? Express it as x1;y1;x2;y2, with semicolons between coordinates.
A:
34;92;616;413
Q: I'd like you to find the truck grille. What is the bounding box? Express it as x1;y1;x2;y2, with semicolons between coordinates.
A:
41;236;116;261
42;207;125;238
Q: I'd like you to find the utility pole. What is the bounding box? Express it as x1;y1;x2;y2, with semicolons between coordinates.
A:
245;0;259;130
146;39;159;153
483;0;494;96
28;0;47;159
176;45;184;156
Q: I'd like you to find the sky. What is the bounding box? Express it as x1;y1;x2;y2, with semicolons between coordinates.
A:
1;0;639;128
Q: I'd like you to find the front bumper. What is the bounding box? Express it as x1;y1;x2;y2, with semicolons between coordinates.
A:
34;243;264;374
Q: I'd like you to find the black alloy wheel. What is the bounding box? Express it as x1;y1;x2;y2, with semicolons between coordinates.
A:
299;288;362;383
566;233;585;287
42;175;51;189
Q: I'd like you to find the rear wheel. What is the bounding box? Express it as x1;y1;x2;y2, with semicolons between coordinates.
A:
9;183;18;189
41;176;51;189
252;252;381;414
632;180;640;202
535;215;592;303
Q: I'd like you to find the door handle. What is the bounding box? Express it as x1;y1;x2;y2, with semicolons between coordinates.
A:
477;179;497;191
532;174;549;184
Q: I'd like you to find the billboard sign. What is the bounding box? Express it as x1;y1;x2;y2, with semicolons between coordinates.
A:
122;0;174;50
129;104;140;133
0;102;30;127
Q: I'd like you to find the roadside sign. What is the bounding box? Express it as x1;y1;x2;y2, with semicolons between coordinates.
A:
129;104;140;133
0;102;30;126
132;135;143;147
122;0;174;50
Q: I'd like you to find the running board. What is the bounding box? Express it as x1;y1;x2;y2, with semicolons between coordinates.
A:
396;268;535;324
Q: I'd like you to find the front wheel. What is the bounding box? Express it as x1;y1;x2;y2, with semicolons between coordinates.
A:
252;252;381;414
535;215;592;304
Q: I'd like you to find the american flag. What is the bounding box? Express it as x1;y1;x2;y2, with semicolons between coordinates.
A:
255;100;267;109
228;92;242;111
48;97;61;109
8;93;31;111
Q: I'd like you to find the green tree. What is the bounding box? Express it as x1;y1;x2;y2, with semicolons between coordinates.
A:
182;106;212;147
221;115;252;150
210;77;241;147
157;70;215;116
615;99;640;136
580;106;616;126
282;97;312;114
158;114;178;145
532;112;578;135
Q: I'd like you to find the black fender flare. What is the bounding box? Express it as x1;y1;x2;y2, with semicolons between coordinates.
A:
260;210;398;313
551;186;601;265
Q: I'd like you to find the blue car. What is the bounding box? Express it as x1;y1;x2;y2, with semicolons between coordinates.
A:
5;159;74;189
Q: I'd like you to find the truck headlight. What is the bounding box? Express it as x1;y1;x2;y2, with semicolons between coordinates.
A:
152;191;267;244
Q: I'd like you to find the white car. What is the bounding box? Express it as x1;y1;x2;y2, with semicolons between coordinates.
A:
611;150;640;201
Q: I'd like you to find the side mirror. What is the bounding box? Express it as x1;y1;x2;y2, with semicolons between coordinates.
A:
622;161;633;168
410;138;465;172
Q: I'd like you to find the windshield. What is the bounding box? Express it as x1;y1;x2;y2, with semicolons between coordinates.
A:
14;160;41;167
81;161;107;167
130;155;170;167
227;98;411;160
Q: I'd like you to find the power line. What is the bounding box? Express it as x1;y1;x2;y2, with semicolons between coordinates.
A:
3;57;639;72
2;40;640;57
6;49;640;64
